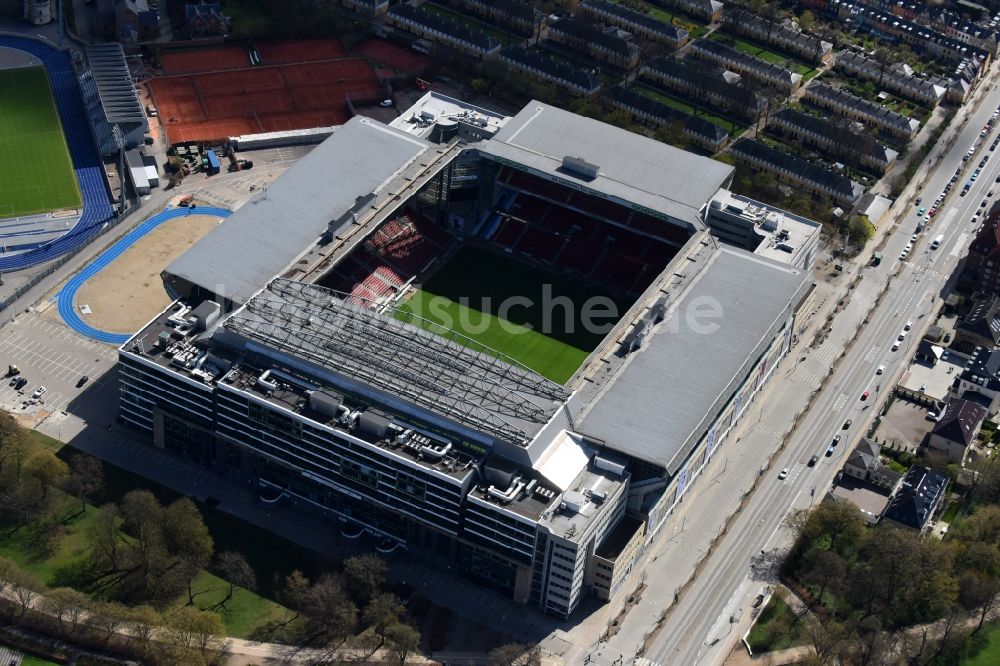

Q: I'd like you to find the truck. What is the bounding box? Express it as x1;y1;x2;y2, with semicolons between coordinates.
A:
931;235;944;250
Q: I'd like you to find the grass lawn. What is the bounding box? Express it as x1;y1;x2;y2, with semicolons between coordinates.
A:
0;67;80;218
631;83;746;134
421;3;521;46
746;596;810;653
964;620;1000;665
708;32;816;77
20;656;62;666
394;247;626;383
2;429;298;639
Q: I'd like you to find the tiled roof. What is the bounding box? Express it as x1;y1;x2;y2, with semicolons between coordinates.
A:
805;83;920;135
770;107;897;165
608;86;728;142
730;138;863;201
691;39;801;85
932;397;987;447
499;46;602;92
583;0;687;40
549;17;638;56
389;5;501;52
882;466;948;530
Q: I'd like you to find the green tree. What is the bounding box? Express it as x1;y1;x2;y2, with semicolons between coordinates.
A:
42;587;90;635
23;449;68;500
162;497;214;605
798;10;816;33
63;453;104;517
343;554;387;604
363;593;405;645
384;622;421;666
209;550;256;612
489;642;542;666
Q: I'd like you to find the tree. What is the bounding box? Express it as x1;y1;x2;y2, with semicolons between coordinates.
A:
798;10;816;33
62;453;104;516
168;605;226;664
0;411;26;477
489;643;542;666
43;587;90;635
87;502;126;575
343;554;387;604
23;449;68;500
384;622;421;666
803;550;846;606
301;573;358;646
9;566;42;623
209;551;256;612
124;604;161;657
654;118;688;149
89;600;130;645
363;593;405;645
162;497;214;605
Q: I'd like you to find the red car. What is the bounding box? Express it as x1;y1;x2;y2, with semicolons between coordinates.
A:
861;390;870;401
929;209;937;217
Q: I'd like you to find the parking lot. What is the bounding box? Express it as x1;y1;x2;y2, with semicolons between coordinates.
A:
875;397;938;452
0;312;118;423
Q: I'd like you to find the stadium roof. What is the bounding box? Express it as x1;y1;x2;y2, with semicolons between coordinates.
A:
222;279;568;447
480;101;732;228
84;43;146;126
577;246;809;473
164;117;430;305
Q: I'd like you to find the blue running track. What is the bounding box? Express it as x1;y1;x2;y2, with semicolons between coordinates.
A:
0;36;114;271
58;206;231;344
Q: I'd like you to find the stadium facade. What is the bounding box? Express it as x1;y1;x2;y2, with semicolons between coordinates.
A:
121;94;817;617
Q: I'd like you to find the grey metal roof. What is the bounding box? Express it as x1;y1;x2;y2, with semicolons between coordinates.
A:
577;246;809;472
84;43;146;125
480;101;732;227
165;117;430;304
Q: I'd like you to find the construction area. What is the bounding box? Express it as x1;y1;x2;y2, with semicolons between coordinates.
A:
148;39;383;144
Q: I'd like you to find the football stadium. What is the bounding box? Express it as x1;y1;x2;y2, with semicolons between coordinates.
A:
119;94;820;617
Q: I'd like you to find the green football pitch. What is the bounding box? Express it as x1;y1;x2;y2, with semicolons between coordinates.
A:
395;247;629;384
0;67;81;218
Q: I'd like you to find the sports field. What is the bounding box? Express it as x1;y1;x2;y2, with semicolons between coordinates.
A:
395;247;628;384
0;67;80;217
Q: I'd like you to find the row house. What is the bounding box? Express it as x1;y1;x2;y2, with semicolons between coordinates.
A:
835;50;947;107
581;0;689;49
341;0;389;17
868;1;1000;56
768;108;898;174
690;39;801;92
655;0;724;22
804;82;920;141
498;46;603;96
448;0;542;38
547;17;641;70
947;57;983;104
832;1;991;66
730;138;864;207
640;56;765;121
962;204;1000;295
724;9;832;64
387;5;501;59
608;86;730;152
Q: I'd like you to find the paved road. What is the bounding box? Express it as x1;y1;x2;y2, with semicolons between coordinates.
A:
641;84;1000;666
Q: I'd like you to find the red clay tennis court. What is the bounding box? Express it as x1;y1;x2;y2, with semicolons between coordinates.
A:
150;40;381;144
354;38;431;74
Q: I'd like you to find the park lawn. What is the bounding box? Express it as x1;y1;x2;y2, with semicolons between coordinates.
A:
2;428;298;639
965;620;1000;665
20;656;62;666
420;2;520;45
0;67;80;218
631;83;746;133
746;596;811;653
708;32;815;76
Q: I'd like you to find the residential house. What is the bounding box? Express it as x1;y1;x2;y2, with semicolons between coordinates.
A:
608;86;729;152
639;57;765;121
387;5;501;59
962;205;1000;294
657;0;724;22
954;296;1000;354
547;17;641;70
730;138;864;206
725;9;831;64
835;50;947;107
914;339;944;366
768;107;897;174
924;6;1000;57
881;465;948;533
342;0;390;18
582;1;689;49
927;397;987;465
843;438;902;492
804;83;920;141
185;2;224;37
831;1;991;66
449;0;542;38
954;347;1000;416
690;39;802;92
499;46;603;96
97;0;159;44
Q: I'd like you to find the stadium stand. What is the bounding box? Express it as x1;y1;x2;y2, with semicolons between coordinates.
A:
0;37;114;272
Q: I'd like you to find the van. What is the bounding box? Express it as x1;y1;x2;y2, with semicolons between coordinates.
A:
146;105;157;117
931;235;944;250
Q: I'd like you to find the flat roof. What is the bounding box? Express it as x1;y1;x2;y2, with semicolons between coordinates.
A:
709;190;821;264
389;91;509;139
479;101;732;228
577;246;810;472
164;117;431;305
85;43;147;126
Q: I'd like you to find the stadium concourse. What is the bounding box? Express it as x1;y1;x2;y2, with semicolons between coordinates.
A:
0;36;113;271
117;94;820;620
57;205;231;344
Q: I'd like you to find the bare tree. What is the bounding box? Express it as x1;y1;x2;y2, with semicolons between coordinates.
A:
208;551;256;612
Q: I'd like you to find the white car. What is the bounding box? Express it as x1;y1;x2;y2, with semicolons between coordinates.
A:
31;386;46;400
911;234;918;242
876;365;885;375
778;467;790;480
904;243;913;252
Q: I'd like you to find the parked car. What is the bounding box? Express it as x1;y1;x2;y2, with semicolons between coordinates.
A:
843;419;852;429
76;375;89;388
31;386;46;399
826;446;835;457
13;377;27;390
905;321;912;331
892;341;900;351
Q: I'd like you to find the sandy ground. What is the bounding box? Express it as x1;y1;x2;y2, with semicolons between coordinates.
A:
72;214;221;334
